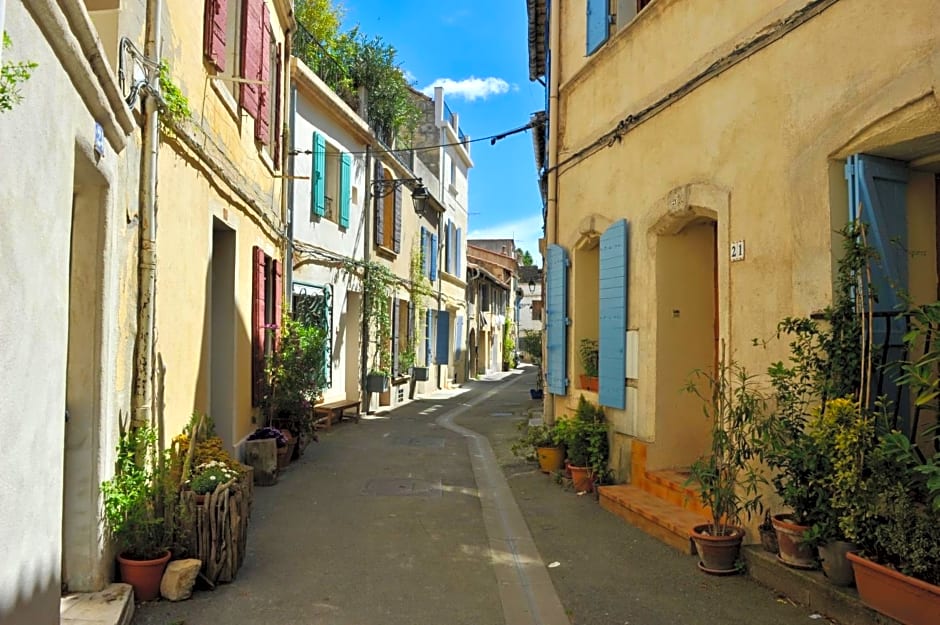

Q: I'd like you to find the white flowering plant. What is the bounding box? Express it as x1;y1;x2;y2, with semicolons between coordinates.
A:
189;460;239;495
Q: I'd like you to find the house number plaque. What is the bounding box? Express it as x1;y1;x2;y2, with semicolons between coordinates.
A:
730;240;745;262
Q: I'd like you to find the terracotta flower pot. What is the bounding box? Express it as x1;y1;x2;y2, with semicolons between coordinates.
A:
568;463;594;492
847;551;940;625
772;513;817;569
536;446;565;474
818;541;857;587
690;525;745;575
579;375;599;392
117;550;171;601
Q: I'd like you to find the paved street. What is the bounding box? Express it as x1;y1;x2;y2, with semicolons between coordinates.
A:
135;368;820;625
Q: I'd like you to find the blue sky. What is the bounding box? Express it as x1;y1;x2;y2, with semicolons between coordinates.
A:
341;0;545;264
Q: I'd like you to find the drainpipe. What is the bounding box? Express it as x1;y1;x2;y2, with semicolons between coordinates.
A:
361;145;372;411
286;83;297;308
133;0;163;427
283;33;294;307
543;0;560;425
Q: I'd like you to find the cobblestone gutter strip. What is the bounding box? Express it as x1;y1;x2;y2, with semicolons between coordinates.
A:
437;375;571;625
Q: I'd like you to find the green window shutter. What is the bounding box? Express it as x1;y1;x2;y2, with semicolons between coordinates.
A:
339;152;351;228
312;131;326;217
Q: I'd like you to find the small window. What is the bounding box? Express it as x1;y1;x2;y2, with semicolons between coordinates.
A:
222;0;243;100
531;300;543;321
293;283;332;389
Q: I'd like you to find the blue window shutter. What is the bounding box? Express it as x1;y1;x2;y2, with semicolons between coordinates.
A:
454;315;464;358
586;0;609;55
312;131;326;217
420;227;428;276
598;219;628;409
444;220;452;274
846;153;910;431
430;232;438;279
435;310;450;364
545;244;569;395
424;309;432;366
339;152;351;228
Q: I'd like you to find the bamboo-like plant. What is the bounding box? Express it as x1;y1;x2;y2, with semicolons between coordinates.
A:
685;342;769;536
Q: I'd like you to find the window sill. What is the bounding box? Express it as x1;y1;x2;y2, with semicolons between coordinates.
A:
441;272;466;288
374;245;398;260
211;77;241;124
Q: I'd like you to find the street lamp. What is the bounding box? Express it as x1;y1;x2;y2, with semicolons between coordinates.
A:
528;279;536;294
371;176;430;215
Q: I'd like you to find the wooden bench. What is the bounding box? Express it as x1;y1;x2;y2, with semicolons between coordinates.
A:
312;399;361;430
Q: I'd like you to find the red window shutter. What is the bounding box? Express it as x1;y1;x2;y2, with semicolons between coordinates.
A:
272;43;282;166
204;0;227;72
253;4;272;143
239;0;263;116
272;258;283;351
251;246;266;406
373;162;385;247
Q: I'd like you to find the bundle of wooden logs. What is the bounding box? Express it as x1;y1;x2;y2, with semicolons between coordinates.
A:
179;466;253;586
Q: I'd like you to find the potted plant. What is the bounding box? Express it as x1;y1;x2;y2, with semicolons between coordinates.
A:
761;223;872;569
366;368;391;393
511;421;565;474
555;396;609;492
578;338;599;391
188;460;240;505
838;301;940;623
101;422;175;601
262;316;328;442
684;342;769;575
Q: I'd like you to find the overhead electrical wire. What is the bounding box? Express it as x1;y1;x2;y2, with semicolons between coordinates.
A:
288;119;537;159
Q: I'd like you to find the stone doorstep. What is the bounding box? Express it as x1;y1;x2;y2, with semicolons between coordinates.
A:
743;546;903;625
60;583;134;625
598;484;707;555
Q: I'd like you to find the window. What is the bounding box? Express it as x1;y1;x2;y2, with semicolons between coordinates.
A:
293;283;332;390
204;0;277;148
420;226;437;280
312;133;351;227
373;162;402;253
442;221;462;277
252;246;281;405
531;300;543;321
586;0;610;55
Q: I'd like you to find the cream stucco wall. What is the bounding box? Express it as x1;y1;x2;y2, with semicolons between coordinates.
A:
0;2;139;621
154;0;287;451
548;0;940;480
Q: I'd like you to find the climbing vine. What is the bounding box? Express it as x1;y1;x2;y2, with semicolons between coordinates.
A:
0;33;38;112
344;259;397;377
158;60;191;129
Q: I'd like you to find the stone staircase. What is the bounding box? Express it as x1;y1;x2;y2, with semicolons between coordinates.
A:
598;441;709;555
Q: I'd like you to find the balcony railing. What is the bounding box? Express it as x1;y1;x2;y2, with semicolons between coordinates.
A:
292;25;358;111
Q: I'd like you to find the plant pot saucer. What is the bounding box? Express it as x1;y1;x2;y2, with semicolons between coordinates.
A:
697;561;739;576
776;554;817;570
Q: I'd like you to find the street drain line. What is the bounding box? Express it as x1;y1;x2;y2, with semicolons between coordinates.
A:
436;374;570;625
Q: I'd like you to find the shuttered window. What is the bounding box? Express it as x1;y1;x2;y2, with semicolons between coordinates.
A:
455;227;462;277
373;161;385;247
339;153;351;228
545;244;569;395
253;6;271;143
393;186;402;253
598;219;628;409
204;0;227;72
586;0;610;55
430;232;438;279
239;0;263;116
846;153;910;428
435;310;451;365
312;131;326;217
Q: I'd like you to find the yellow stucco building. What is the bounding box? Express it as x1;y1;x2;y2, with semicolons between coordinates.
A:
531;0;940;542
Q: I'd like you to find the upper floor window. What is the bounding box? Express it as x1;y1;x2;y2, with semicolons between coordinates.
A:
311;131;351;227
373;162;402;253
204;0;278;153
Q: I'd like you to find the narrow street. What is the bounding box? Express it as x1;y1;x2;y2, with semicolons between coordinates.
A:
135;368;819;625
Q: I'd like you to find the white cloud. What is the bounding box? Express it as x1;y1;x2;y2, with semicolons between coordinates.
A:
421;77;513;102
468;213;544;266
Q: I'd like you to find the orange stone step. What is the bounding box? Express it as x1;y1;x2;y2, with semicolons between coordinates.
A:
643;469;710;517
598;484;708;555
